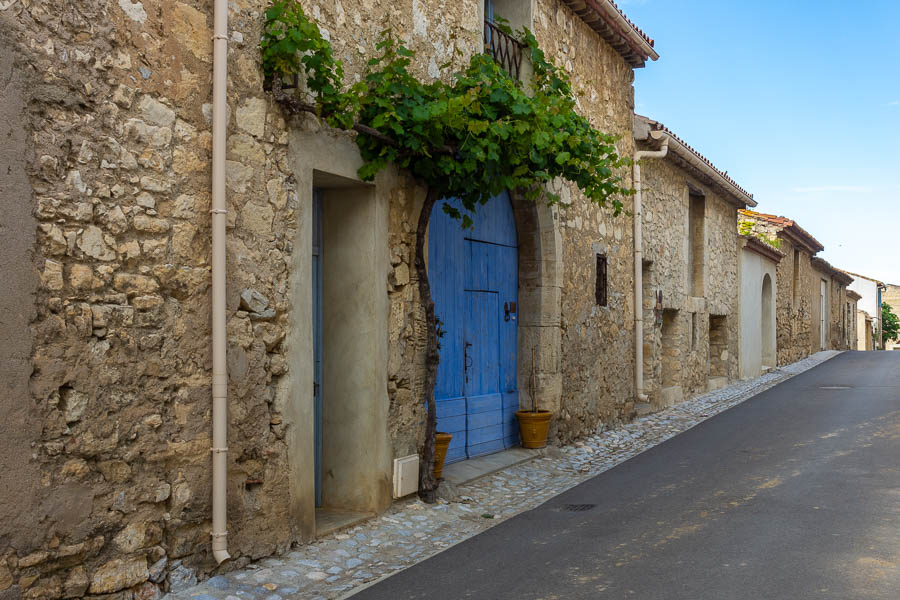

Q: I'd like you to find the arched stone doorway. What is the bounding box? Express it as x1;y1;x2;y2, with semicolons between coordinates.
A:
428;191;563;461
761;273;775;368
509;191;563;438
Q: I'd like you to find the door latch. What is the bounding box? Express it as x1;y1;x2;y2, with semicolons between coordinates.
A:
504;301;517;322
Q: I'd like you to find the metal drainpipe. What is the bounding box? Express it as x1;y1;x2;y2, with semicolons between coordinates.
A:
633;133;668;404
211;0;231;565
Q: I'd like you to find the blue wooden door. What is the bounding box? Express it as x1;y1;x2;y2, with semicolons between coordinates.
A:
429;192;518;463
312;190;324;507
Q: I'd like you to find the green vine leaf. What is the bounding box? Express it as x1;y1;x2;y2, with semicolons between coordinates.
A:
262;0;633;218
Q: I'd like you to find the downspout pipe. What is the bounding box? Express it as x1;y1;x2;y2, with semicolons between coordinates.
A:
211;0;230;565
633;133;668;403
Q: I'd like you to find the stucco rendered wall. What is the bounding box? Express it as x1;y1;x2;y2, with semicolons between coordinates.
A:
739;245;777;378
640;158;741;408
0;23;48;587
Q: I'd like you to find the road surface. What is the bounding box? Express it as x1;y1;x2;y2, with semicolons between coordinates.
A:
352;351;900;599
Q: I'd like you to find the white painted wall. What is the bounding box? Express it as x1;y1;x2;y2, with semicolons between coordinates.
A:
848;276;878;318
739;247;778;378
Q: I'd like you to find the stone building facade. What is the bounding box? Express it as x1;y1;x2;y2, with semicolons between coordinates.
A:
810;257;855;352
847;289;861;350
633;115;754;408
0;0;661;597
739;211;824;364
858;307;875;350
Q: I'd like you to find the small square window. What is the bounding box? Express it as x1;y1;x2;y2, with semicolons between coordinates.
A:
595;254;608;306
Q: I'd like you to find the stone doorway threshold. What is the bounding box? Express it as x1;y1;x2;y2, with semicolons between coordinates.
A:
442;447;542;487
315;508;374;537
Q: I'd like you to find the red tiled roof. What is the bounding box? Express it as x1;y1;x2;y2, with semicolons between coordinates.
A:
635;115;755;207
739;209;825;254
606;0;655;47
561;0;658;68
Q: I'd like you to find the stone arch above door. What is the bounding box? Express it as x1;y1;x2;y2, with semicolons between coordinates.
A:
509;190;563;423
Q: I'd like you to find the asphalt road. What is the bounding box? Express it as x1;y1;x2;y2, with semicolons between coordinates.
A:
352;351;900;599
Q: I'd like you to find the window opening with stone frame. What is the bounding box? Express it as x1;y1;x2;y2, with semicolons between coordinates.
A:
661;309;682;388
846;302;852;346
595;253;608;307
690;312;698;351
708;315;728;378
688;192;705;297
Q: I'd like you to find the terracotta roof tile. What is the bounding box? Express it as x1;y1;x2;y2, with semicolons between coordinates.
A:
607;0;655;48
739;209;825;253
636;115;754;206
561;0;658;68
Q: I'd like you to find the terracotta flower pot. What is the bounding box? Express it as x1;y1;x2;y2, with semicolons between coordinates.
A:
516;410;552;448
433;432;453;480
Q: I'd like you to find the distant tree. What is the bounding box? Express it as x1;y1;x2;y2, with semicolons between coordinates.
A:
883;302;899;343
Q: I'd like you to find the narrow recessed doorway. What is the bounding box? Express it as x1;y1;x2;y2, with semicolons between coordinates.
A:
820;279;828;350
312;189;324;508
761;274;775;368
310;180;387;536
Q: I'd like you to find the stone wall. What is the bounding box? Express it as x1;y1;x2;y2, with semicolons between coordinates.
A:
531;0;638;440
0;0;313;595
737;215;817;366
776;240;814;364
0;0;645;596
640;157;741;408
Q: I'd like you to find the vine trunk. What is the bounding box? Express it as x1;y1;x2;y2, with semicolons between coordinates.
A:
415;188;440;502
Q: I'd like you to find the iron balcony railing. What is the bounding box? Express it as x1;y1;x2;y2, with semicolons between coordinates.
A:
484;20;525;80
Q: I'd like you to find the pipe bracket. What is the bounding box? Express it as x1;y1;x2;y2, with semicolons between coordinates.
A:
210;209;228;214
210;447;229;454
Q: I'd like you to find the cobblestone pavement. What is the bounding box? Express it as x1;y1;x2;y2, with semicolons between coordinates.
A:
166;351;840;600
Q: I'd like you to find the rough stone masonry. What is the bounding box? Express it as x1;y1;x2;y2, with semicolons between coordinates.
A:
0;0;716;598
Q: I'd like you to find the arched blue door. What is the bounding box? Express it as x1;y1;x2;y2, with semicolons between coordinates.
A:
428;192;518;463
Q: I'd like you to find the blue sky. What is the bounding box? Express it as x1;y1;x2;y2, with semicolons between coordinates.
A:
621;0;900;284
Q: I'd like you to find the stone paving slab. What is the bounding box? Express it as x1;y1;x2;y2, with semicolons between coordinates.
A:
165;351;840;600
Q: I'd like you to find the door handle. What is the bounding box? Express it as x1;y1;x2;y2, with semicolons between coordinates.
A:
504;301;517;322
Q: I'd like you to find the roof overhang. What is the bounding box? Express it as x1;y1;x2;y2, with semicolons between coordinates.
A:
847;290;862;301
635;115;756;208
561;0;658;68
741;235;783;263
812;257;854;285
738;210;825;254
779;227;824;255
843;270;885;287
